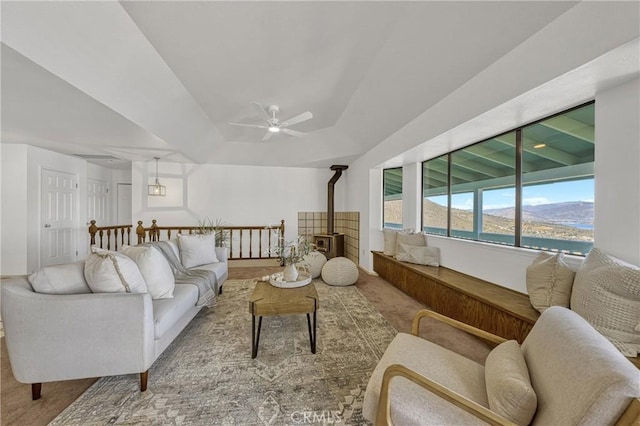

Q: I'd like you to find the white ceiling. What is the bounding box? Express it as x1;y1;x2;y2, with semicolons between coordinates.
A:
0;1;625;169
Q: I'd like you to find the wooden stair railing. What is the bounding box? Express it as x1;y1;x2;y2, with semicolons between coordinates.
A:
88;221;133;251
86;219;286;261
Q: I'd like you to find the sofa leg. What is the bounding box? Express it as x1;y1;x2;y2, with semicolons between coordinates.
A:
219;284;223;295
32;383;42;400
140;371;148;392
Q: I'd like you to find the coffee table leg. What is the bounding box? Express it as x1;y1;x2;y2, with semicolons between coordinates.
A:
306;312;316;354
252;315;263;359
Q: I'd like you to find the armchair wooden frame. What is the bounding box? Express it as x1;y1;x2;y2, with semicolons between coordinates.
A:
375;309;640;426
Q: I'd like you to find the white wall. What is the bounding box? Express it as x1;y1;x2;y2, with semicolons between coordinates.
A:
86;163;133;226
111;168;133;225
1;144;29;275
1;146;343;274
87;162;113;225
595;78;640;265
131;161;343;242
351;75;640;293
0;145;133;274
347;3;640;292
25;146;88;273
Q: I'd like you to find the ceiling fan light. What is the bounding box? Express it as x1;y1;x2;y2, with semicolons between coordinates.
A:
268;125;280;133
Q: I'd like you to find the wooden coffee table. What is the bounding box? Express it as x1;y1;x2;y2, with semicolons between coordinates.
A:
248;280;319;358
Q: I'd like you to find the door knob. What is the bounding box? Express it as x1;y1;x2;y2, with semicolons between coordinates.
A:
44;224;52;228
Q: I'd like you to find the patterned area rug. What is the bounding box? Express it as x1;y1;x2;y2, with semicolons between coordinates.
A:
51;279;397;425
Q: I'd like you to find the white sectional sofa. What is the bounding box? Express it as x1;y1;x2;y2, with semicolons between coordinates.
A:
1;241;227;400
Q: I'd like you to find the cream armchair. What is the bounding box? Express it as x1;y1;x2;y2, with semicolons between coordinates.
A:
363;307;640;426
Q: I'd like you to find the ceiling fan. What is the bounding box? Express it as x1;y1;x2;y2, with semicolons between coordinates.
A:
229;102;313;141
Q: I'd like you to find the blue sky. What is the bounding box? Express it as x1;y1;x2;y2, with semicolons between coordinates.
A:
427;178;594;210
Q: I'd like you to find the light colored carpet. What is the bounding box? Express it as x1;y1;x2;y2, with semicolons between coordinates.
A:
50;279;397;425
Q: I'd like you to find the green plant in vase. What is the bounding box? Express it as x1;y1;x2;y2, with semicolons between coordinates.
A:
268;231;312;281
195;217;230;247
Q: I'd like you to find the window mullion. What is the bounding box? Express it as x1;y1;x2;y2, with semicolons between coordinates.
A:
447;154;452;237
515;129;523;247
474;188;482;240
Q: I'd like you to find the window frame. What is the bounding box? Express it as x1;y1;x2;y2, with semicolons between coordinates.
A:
382;167;403;230
420;101;594;255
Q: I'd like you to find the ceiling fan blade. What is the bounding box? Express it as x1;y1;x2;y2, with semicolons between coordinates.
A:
262;130;274;141
281;111;313;127
229;122;267;129
281;128;306;137
251;102;271;120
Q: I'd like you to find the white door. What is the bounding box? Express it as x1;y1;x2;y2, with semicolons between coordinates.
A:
117;183;132;225
41;169;78;267
87;178;109;225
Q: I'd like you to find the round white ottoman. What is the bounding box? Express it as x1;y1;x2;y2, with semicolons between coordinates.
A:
321;257;359;286
303;251;327;279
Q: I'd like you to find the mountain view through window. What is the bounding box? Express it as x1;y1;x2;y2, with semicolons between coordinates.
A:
422;103;594;255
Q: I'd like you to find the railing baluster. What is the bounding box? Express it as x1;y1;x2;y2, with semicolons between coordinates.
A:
89;220;98;246
136;221;145;244
150;220;158;242
88;220;285;260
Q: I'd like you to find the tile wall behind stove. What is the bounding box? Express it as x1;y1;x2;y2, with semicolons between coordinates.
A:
298;211;359;265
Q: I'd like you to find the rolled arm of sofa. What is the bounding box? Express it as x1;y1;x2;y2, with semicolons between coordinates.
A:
1;277;156;384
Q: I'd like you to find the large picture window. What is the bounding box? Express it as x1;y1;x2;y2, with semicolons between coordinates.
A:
383;168;402;229
423;155;448;236
520;104;594;253
421;102;594;255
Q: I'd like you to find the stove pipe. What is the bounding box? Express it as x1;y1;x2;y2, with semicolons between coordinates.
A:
327;165;348;235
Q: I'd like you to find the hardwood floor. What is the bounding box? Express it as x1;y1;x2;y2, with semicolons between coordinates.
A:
0;266;490;425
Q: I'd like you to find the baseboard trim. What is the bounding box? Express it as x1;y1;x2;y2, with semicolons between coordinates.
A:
358;265;378;276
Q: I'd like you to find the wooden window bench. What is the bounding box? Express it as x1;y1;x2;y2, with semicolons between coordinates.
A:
372;251;640;368
372;251;539;343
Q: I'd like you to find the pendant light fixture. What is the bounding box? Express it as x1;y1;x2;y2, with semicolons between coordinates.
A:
148;157;166;196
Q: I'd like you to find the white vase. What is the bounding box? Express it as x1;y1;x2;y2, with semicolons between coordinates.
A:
283;264;299;282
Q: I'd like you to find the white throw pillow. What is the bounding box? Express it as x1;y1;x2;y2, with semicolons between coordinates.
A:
395;232;426;259
167;237;181;261
382;229;398;256
122;245;175;299
29;260;92;294
570;248;640;356
485;340;537;426
84;248;147;294
396;244;440;266
177;233;219;268
526;252;575;313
